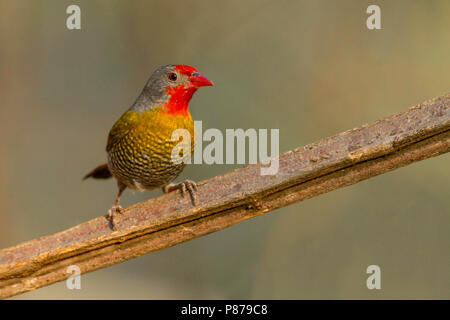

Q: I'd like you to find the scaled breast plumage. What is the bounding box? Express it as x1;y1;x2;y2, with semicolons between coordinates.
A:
106;108;195;190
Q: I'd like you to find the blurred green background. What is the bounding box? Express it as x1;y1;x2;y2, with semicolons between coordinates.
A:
0;0;448;299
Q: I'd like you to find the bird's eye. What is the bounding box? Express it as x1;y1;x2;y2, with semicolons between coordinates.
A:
168;73;178;81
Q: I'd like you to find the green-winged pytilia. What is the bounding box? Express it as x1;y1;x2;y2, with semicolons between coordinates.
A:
84;65;213;229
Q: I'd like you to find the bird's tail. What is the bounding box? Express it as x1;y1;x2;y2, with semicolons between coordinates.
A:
83;163;112;180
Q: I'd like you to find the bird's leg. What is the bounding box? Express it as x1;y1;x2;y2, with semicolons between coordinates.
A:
162;179;198;206
108;182;126;230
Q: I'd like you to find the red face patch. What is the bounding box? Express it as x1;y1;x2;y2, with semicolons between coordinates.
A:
164;85;198;116
162;65;208;115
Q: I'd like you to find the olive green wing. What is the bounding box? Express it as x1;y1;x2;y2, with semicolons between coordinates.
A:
106;110;139;152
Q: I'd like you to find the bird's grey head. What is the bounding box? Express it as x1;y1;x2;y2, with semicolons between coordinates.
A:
130;65;213;113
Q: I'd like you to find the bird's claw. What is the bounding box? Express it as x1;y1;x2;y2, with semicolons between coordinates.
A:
163;179;198;206
108;205;123;231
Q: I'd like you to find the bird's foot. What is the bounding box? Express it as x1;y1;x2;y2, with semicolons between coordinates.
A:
163;179;198;206
108;205;123;231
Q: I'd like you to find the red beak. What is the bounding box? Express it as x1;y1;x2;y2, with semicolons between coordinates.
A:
189;73;214;87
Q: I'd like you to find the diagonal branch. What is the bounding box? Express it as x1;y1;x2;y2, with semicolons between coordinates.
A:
0;94;449;299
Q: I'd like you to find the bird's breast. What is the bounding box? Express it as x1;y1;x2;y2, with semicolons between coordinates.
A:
107;109;195;189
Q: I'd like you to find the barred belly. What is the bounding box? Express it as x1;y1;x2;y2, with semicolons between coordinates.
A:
107;131;187;190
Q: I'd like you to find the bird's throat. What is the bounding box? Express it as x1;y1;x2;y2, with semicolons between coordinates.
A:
164;85;198;116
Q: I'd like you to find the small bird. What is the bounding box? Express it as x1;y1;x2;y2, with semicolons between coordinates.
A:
84;65;213;229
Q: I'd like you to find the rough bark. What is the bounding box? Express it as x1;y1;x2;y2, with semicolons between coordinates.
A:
0;94;449;299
